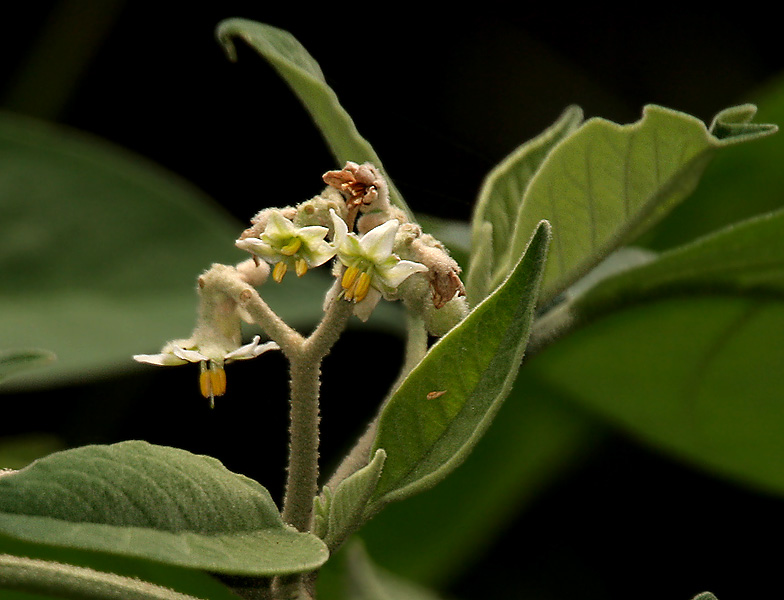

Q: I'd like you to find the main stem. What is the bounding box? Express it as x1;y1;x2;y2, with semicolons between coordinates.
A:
281;290;352;531
282;354;322;531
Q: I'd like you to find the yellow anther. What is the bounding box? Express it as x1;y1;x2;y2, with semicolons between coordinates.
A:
295;258;308;277
341;265;360;290
272;261;288;283
354;271;372;303
280;237;302;256
199;363;227;407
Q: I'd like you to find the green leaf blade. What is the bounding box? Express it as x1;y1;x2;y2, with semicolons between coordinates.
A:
215;19;411;218
530;209;784;497
469;105;582;297
0;441;328;575
369;221;551;506
504;105;776;305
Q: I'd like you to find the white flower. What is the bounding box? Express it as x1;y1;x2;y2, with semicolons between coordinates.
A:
134;286;279;407
329;209;428;321
236;210;335;282
134;335;278;408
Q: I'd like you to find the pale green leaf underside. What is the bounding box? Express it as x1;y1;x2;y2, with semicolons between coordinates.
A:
503;104;776;305
216;19;412;219
469;105;582;300
0;349;55;384
575;207;784;317
0;441;327;575
370;221;551;506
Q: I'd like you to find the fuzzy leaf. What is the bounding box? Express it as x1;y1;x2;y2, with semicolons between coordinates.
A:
502;104;776;305
216;19;411;218
469;105;582;300
0;441;328;576
369;221;550;507
322;449;386;552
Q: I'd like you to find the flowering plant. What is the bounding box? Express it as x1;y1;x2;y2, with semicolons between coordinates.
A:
1;14;783;600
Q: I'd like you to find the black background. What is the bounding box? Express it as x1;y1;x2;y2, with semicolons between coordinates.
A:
2;3;784;600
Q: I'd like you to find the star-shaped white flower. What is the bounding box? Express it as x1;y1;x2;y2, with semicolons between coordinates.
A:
134;335;278;407
329;209;428;321
236;210;335;282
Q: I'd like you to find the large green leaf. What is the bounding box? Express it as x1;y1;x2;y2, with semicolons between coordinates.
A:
368;221;550;507
0;441;328;575
0;111;340;389
575;207;784;318
468;105;583;302
216;19;412;219
644;77;784;251
501;104;776;305
529;209;784;496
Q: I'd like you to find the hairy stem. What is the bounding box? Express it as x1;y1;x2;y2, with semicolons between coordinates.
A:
282;289;352;530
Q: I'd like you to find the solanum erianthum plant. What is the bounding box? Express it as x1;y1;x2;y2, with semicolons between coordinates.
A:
0;16;781;600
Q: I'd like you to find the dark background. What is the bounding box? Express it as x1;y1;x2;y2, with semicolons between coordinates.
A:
2;3;783;600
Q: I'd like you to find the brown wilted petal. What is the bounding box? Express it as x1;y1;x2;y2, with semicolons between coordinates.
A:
323;161;382;209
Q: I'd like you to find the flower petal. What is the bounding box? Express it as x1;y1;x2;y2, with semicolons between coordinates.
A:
378;259;428;288
235;237;281;262
352;287;383;322
171;346;209;363
224;335;280;362
133;352;188;367
359;219;398;262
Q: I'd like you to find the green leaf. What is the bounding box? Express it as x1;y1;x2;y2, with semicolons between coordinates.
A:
527;208;784;496
0;554;204;600
469;105;583;300
575;208;784;318
215;19;412;219
0;534;241;600
0;111;333;389
0;349;55;384
319;449;386;552
358;381;600;586
643;78;784;251
369;221;551;507
0;441;328;576
502;104;776;305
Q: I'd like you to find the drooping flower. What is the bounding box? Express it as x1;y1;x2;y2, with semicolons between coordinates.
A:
328;209;428;321
236;210;335;282
133;284;278;407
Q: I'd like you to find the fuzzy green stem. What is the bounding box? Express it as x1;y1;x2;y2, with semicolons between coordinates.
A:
282;288;353;530
0;554;202;600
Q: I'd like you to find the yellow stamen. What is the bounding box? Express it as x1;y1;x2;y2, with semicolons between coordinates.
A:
210;366;227;397
295;258;308;277
272;262;288;283
354;271;372;303
342;265;360;290
280;238;302;256
199;363;227;408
